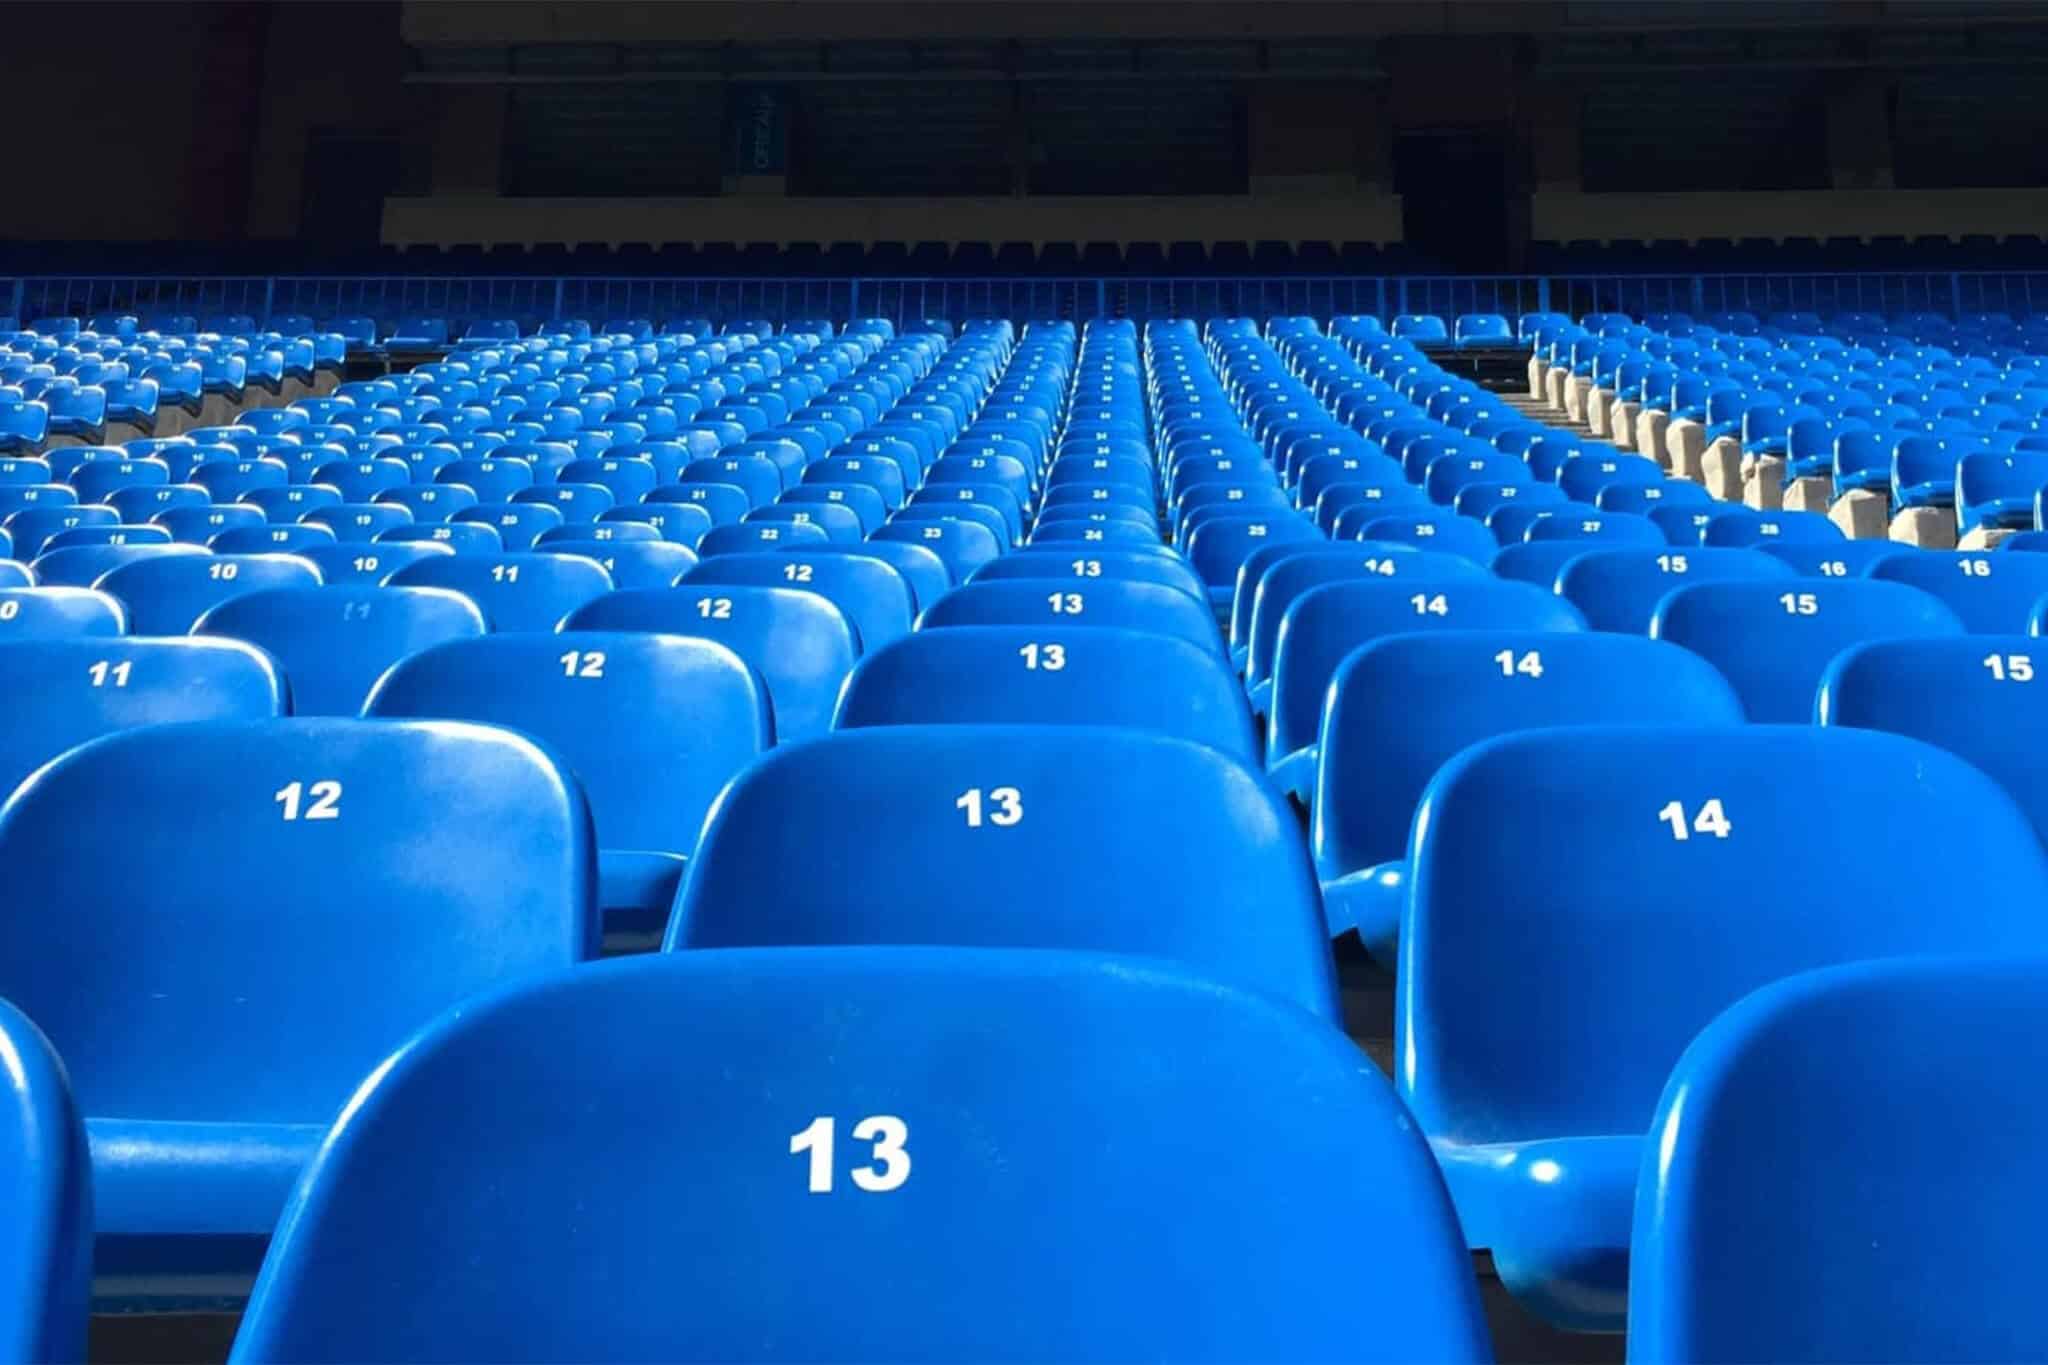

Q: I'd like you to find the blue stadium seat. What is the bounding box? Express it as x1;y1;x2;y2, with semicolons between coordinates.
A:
228;950;1487;1363
1266;579;1587;796
0;637;285;797
1629;956;2048;1363
0;588;126;640
920;579;1221;657
562;584;857;741
1866;551;2048;634
367;634;771;930
836;626;1255;762
1557;547;1798;633
95;553;321;636
195;586;488;715
296;541;454;586
1243;548;1488;709
31;542;207;589
790;542;950;615
376;522;503;555
388;553;613;633
670;725;1338;1020
0;719;596;1298
873;518;1002;581
1403;725;2048;1331
5;506;116;560
698;520;830;557
301;503;413;545
680;551;913;651
1820;634;2048;845
600;501;711;546
1756;540;1918;578
0;997;89;1364
210;525;339;555
534;538;696;590
451;502;564;552
1651;579;1966;720
1315;634;1743;957
1354;510;1498;563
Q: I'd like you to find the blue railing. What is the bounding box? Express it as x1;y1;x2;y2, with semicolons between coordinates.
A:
7;272;2048;328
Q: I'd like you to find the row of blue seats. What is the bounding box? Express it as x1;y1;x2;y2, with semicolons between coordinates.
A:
3;310;2042;1361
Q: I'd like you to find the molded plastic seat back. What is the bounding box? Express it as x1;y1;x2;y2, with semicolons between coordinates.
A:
0;587;127;640
836;625;1255;762
96;553;321;636
0;719;596;1243
388;553;613;633
1558;547;1797;634
1820;634;2048;847
1269;579;1587;763
680;551;913;651
0;997;90;1365
920;579;1221;656
366;632;772;865
196;586;488;716
562;584;857;741
1630;956;2048;1364
0;637;286;798
1315;635;1743;885
231;950;1488;1364
1868;550;2048;634
1651;579;1965;721
670;725;1338;1021
1404;726;2048;1317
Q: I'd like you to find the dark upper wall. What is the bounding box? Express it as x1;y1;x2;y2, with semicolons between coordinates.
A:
0;2;272;242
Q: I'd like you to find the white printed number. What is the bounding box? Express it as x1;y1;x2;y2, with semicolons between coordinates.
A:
1019;643;1065;671
1410;593;1449;617
1984;653;2034;683
87;660;132;688
1494;649;1542;678
783;563;814;583
696;596;733;619
1070;559;1102;578
1779;592;1819;616
1047;592;1083;614
956;786;1023;827
1961;559;1992;577
0;601;17;621
1658;799;1731;841
558;649;606;678
275;780;342;822
789;1115;910;1194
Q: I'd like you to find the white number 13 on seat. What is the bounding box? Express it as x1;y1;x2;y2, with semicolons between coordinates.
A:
789;1115;911;1194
